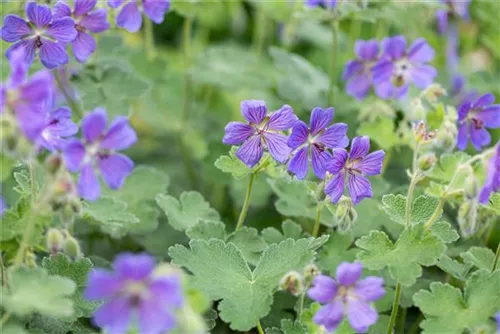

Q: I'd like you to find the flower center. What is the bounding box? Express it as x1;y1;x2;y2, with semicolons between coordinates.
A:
124;281;150;306
392;58;411;87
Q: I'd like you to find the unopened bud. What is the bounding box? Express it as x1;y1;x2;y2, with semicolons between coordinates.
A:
153;263;184;280
279;271;304;296
422;84;447;103
64;236;81;259
458;200;478;238
26;251;37;268
409;99;427;121
463;167;479;199
303;264;320;284
434;119;458;152
46;228;65;255
417;153;437;171
335;196;358;232
45;155;63;174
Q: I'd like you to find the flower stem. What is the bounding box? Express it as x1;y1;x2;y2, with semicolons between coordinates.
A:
53;69;83;119
257;321;265;334
386;282;402;334
252;8;266;57
235;173;255;231
492;242;500;272
0;312;11;328
312;201;324;237
328;20;339;106
144;16;156;61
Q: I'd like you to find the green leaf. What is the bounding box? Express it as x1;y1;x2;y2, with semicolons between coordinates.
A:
186;219;227;241
357;119;401;150
83;197;140;237
279;319;307;334
427;152;470;182
41;254;98;319
317;232;357;273
356;224;447;286
0;197;48;243
13;170;32;196
2;267;76;317
261;220;303;244
460;247;495;271
429;221;459;244
169;236;328;331
484;193;500;214
267;178;333;226
381;194;441;226
0;154;15;181
157;191;220;231
2;324;29;334
437;254;472;281
227;227;268;265
413;270;500;333
215;147;275;180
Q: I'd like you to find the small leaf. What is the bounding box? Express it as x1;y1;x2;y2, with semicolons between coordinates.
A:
186;219;227;241
83;197;139;237
460;247;495;271
437;254;472;281
261;220;303;244
227;227;268;265
428;152;470;182
429;221;459;244
157;191;220;231
215;147;275;180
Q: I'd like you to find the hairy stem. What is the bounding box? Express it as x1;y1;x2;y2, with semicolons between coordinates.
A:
54;69;83;119
386;282;402;334
257;321;265;334
235;173;255;231
328;20;339;106
492;242;500;272
312;201;324;237
144;16;156;60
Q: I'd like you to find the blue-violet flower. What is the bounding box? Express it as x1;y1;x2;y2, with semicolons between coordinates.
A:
39;106;79;152
107;0;170;33
305;0;337;9
436;0;471;34
343;39;379;100
478;142;500;204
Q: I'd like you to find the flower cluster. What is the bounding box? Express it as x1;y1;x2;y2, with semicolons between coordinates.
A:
84;253;184;334
343;36;437;100
223;101;384;205
307;262;385;333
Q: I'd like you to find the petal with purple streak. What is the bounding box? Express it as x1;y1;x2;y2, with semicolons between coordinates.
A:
408;38;435;63
267;104;297;130
349;136;370;161
409;64;437;89
381;35;406;60
6;39;37;65
346;72;372;100
355;39;379;61
287;120;309;149
477;105;500;128
469;123;491;151
264;132;291;164
336;262;363;286
45;107;78;137
288;146;309;180
101;116;137;151
354;150;385;176
82;108;107;143
113;253;155;280
240;100;267;125
26;3;52;28
84;269;124;300
98;153;134;190
310;107;333;136
308;275;338;303
346;300;378;333
348;173;373;205
92;296;131;334
47;17;77;43
1;15;32;42
311;145;331;179
80;9;110;33
223;122;255;145
371;59;393;84
74;0;97;16
235;135;264;168
18;70;53;104
343;60;364;81
472;93;495;109
325;171;345;204
39;40;69;69
116;2;143;33
7;47;28;87
73;31;96;63
327;148;348;174
138;300;176;334
53;1;72;18
456;123;468;151
143;0;170;24
312;301;344;332
354;276;385;302
78;163;100;201
63;140;86;172
318;123;348;148
107;0;124;8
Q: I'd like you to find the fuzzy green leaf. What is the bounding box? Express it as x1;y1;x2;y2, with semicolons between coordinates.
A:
437;254;472;281
428;152;470;182
215;148;275;180
261;220;303;244
381;194;441;226
227;227;268;265
317;232;357;273
83;197;140;237
186;219;227;241
460;246;495;271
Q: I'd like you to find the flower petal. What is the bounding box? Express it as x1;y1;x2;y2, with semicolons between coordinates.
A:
6;40;37;66
98;153;134;190
346;72;372;100
409;64;437;89
18;69;53;105
138;300;176;334
327;148;348;174
354;276;385;302
113;253;155;280
311;145;331;179
408;38;435;63
346;300;378;333
107;0;124;8
45;106;78;137
456;123;468;151
78;163;100;201
325;171;345;204
472;93;495;109
349;136;370;161
53;1;72;19
287;120;309;149
39;40;69;69
47;17;77;43
371;59;393;84
92;296;131;334
222;122;255;145
336;262;363;286
307;275;338;303
72;31;96;63
84;269;124;300
355;150;385;176
381;35;406;60
82;107;107;143
1;15;32;42
342;60;364;81
143;0;170;24
310;107;333;136
355;39;379;61
26;2;52;28
267;104;297;130
80;8;110;33
116;2;143;33
477;105;500;128
312;301;344;332
7;47;28;87
436;9;448;34
241;100;267;125
318;123;348;148
348;173;373;205
74;0;97;16
100;116;137;151
63;140;85;172
235;135;264;168
469;124;491;151
150;276;184;308
15;105;46;141
287;146;309;180
263;132;291;164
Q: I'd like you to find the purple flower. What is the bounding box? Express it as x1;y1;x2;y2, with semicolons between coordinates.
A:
1;2;77;69
456;93;500;151
372;36;437;100
325;136;385;205
84;253;183;334
0;196;6;216
343;39;379;100
478;142;500;204
436;0;471;34
108;0;170;33
1;47;53;142
39;107;79;152
63;108;137;201
307;262;385;333
287;107;348;180
53;0;110;63
495;312;500;333
223;100;298;168
305;0;337;9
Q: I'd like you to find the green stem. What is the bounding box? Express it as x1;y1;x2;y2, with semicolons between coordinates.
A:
257;321;265;334
252;8;266;56
396;306;407;334
53;69;83;119
235;173;255;231
405;174;419;225
423;199;444;230
386;282;402;334
0;312;11;328
182;16;193;123
312;201;324;237
492;242;500;272
297;292;306;320
328;20;339;106
408;313;424;334
144;16;156;60
176;136;198;189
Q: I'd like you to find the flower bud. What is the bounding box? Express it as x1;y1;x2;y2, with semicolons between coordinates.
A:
279;271;304;296
434;119;458;152
417;153;437;171
422;84;447;103
46;228;65;255
64;235;81;259
303;264;320;284
463;167;479;199
458;200;478;238
335;196;358;232
176;305;209;334
45;155;63;175
26;250;37;268
409;98;427;121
